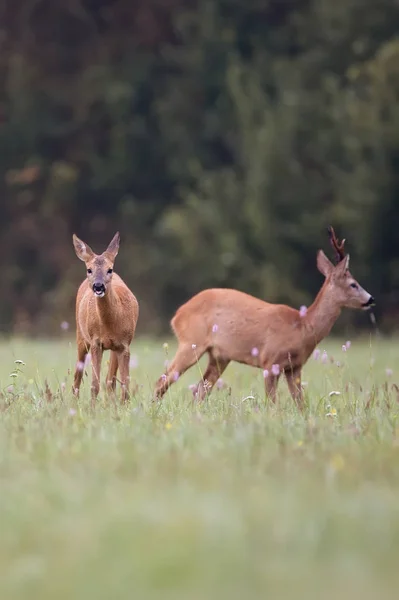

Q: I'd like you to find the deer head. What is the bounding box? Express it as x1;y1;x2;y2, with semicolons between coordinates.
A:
73;233;120;298
316;226;375;310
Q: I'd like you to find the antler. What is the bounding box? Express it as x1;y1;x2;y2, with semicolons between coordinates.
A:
327;226;346;264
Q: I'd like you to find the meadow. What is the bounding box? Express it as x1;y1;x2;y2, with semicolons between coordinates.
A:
1;334;399;599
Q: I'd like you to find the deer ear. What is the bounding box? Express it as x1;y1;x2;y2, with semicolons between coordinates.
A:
104;232;120;261
73;235;94;262
317;250;334;278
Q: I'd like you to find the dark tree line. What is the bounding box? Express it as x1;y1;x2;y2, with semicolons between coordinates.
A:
1;0;399;336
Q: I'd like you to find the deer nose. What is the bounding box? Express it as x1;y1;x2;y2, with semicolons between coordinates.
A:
364;296;375;307
93;282;105;294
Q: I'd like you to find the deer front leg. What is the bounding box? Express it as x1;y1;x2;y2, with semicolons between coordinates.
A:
117;347;130;404
90;342;103;406
106;351;118;394
285;368;304;410
73;338;89;397
264;373;280;403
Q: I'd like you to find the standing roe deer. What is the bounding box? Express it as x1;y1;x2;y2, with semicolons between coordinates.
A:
73;232;139;404
155;228;374;408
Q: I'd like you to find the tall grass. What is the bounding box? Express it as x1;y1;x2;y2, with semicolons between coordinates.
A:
1;335;399;599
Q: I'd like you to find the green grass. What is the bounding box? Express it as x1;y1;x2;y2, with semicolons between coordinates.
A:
1;335;399;599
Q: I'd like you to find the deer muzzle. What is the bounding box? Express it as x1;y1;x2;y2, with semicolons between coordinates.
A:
93;282;106;297
362;295;375;309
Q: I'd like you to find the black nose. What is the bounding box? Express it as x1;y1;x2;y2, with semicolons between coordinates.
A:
93;282;105;293
365;296;375;307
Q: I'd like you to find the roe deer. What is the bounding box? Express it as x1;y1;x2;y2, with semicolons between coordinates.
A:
73;232;139;404
155;228;374;409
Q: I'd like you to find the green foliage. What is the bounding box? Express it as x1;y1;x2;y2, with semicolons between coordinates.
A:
1;0;399;334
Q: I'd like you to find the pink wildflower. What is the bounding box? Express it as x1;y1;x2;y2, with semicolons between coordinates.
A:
321;351;328;364
212;324;219;333
299;305;308;318
76;361;85;372
173;371;179;382
386;368;393;378
346;340;351;349
69;408;77;416
129;355;138;369
271;364;280;376
251;347;259;357
313;348;321;360
216;378;224;389
263;369;269;379
60;321;70;331
342;344;347;352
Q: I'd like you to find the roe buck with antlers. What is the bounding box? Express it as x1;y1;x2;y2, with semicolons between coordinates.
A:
73;232;139;404
155;228;374;408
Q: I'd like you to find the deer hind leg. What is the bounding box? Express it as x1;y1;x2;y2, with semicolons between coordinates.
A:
285;367;304;410
90;342;103;405
73;337;89;397
106;351;118;394
155;343;206;399
117;348;130;404
194;352;230;400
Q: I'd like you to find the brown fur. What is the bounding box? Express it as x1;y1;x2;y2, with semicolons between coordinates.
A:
73;233;139;404
155;239;374;409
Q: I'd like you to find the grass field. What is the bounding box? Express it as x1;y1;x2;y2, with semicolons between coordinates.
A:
1;334;399;599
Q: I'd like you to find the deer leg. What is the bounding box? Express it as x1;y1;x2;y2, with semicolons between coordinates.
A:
90;342;103;405
117;348;130;404
194;354;230;401
73;338;89;397
155;343;206;399
106;351;118;394
285;368;304;410
264;374;280;403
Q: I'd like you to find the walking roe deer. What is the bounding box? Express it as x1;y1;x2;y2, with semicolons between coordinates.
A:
155;228;374;408
73;232;139;404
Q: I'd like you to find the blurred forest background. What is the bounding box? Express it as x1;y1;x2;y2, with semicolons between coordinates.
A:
1;0;399;337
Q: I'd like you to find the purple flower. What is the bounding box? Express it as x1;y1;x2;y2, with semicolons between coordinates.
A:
299;305;308;318
60;321;70;331
313;348;321;361
321;351;328;364
173;371;179;382
271;364;280;376
129;355;139;369
161;374;167;382
216;378;224;389
346;340;351;349
212;324;219;333
342;344;347;352
386;368;393;378
251;347;259;357
69;408;77;416
188;383;197;392
263;369;269;379
76;361;85;372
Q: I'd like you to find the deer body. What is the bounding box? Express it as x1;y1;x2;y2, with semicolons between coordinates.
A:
155;229;374;408
73;233;139;403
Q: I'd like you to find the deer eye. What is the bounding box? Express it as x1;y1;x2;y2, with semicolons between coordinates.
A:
350;283;358;289
107;268;113;274
87;268;92;275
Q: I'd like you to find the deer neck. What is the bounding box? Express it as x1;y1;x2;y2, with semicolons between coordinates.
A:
95;285;117;325
304;280;342;345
